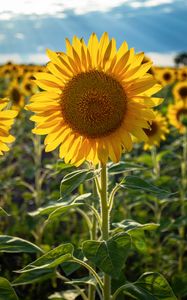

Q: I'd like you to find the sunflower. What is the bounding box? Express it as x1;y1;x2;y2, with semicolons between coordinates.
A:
173;81;187;102
177;67;187;82
168;101;187;133
155;68;176;86
143;111;169;150
22;73;37;97
0;64;12;79
26;33;162;166
0;98;18;155
6;80;24;110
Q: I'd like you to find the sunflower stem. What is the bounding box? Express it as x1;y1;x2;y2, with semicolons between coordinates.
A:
99;163;111;300
151;146;162;271
33;135;42;207
88;181;97;300
151;146;160;178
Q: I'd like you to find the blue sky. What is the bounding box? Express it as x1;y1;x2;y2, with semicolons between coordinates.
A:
0;0;186;65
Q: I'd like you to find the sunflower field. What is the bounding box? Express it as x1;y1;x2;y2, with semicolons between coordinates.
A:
0;33;187;300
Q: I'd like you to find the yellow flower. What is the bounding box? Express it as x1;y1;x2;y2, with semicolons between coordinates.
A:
168;101;187;133
143;112;169;150
27;32;162;166
21;73;37;97
6;79;24;110
0;99;18;155
173;81;187;102
177;67;187;82
155;68;176;86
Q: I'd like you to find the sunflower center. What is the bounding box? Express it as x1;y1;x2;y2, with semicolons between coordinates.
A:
11;88;21;103
144;121;158;137
163;72;171;81
61;71;127;138
181;72;187;80
179;87;187;99
25;83;32;91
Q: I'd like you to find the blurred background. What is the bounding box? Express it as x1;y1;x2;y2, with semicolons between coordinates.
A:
0;0;187;65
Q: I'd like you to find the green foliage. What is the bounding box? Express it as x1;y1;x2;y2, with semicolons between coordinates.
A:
0;235;43;253
121;176;170;196
108;161;145;174
83;233;131;278
60;169;95;198
113;272;177;299
113;219;159;232
0;277;18;300
0;207;10;216
13;244;74;285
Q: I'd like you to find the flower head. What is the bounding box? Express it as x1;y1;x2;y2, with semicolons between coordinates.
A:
168;101;187;133
173;81;187;102
177;67;187;82
0;98;18;155
5;79;24;110
155;68;176;86
143;111;169;150
27;33;162;165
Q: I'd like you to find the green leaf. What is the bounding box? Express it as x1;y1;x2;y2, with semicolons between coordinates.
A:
121;176;169;195
156;150;170;163
108;162;144;174
48;291;65;299
0;277;18;300
62;249;83;276
83;233;131;278
60;169;95;198
48;289;84;300
46;203;84;223
114;272;177;300
113;219;159;232
0;236;43;253
136;153;152;167
129;230;147;253
112;220;159;253
0;207;10;217
13;243;74;285
29;193;91;217
56;161;75;170
13;269;54;286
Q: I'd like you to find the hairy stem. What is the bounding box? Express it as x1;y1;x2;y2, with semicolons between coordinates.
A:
88;181;98;300
100;163;111;300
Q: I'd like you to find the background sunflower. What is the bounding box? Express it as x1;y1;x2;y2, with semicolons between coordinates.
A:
143;111;169;150
173;81;187;102
168;100;187;133
0;98;18;155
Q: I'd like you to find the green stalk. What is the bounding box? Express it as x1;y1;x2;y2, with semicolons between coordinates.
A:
100;163;111;300
72;258;103;290
151;146;160;178
32;135;43;254
33;135;42;207
151;146;161;271
88;182;97;300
